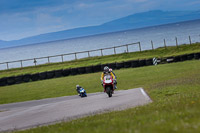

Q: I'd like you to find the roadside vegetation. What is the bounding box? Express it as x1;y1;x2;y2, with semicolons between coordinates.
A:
0;43;200;78
10;60;200;133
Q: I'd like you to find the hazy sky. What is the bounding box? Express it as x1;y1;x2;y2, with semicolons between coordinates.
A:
0;0;200;41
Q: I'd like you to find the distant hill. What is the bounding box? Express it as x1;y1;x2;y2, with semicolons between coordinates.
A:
101;10;200;31
1;10;200;48
0;40;7;47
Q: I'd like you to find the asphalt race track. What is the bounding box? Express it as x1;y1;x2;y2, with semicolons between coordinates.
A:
0;88;152;132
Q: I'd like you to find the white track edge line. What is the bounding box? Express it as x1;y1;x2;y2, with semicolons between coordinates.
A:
140;88;151;100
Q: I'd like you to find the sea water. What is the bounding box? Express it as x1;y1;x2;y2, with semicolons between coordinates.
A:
0;20;200;70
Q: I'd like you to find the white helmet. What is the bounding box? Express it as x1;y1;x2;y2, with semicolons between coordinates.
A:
76;85;80;88
104;66;109;72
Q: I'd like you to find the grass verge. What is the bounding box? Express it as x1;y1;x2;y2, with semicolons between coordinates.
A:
0;60;199;104
10;60;200;133
0;43;200;78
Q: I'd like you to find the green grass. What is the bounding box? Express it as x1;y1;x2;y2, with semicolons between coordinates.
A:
11;60;200;133
0;60;199;104
0;43;200;78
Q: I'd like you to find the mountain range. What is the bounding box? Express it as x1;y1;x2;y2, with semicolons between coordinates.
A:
1;10;200;48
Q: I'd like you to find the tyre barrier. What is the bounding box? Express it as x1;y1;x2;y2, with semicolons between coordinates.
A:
174;55;181;62
180;54;188;61
187;53;194;60
23;74;31;82
108;62;116;70
1;52;200;87
160;58;167;64
124;60;132;68
166;57;174;63
131;60;140;68
139;59;146;67
55;70;63;77
63;69;71;76
31;73;40;81
146;58;153;66
7;76;16;85
46;71;55;79
116;62;124;69
39;72;47;80
194;52;200;59
15;75;24;84
93;64;101;72
78;67;86;74
71;68;79;75
0;77;7;86
85;66;93;73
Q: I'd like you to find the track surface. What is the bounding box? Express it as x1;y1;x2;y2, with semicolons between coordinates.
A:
0;88;152;132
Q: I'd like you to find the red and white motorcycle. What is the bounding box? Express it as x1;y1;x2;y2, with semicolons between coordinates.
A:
103;74;114;97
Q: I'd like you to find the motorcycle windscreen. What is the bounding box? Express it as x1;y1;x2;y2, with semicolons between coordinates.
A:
104;75;112;84
80;88;85;93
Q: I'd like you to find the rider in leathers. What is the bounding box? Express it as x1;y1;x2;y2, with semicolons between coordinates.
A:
101;66;117;90
76;85;83;95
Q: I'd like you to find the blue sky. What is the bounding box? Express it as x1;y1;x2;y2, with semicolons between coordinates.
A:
0;0;200;41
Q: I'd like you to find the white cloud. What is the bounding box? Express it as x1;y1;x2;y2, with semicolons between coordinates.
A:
77;3;93;9
188;0;200;6
36;13;62;25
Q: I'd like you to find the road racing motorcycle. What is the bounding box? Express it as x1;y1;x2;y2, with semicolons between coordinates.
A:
103;74;114;97
79;88;87;97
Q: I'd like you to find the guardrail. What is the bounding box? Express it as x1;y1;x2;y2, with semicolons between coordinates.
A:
0;42;141;70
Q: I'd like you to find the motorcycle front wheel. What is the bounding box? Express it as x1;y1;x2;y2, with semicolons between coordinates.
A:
106;87;112;97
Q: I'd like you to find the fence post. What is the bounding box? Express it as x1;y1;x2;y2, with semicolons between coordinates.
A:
75;53;77;60
34;58;37;66
151;40;154;50
164;39;166;48
20;60;23;68
114;47;116;54
88;51;90;57
189;36;192;45
138;42;141;52
126;45;129;53
48;57;50;63
175;37;178;47
101;49;103;56
61;55;64;62
6;62;9;69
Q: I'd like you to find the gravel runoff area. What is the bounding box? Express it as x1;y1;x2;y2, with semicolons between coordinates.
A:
0;88;152;132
